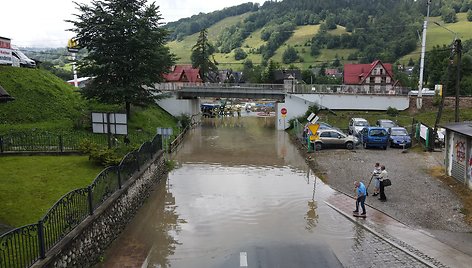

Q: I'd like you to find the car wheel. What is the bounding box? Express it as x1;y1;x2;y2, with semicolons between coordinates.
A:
315;143;322;151
346;142;354;150
383;145;387;150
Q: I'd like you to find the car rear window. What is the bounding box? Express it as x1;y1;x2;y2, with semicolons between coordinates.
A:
369;129;387;136
355;121;368;126
391;129;408;136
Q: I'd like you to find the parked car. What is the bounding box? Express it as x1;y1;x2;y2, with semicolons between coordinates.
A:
389;127;411;148
375;119;397;131
317;121;343;132
348;118;369;137
312;129;358;150
360;127;389;150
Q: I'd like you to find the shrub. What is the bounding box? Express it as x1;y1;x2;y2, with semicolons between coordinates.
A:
386;106;399;117
79;139;121;166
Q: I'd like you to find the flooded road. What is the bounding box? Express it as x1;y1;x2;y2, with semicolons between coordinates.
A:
98;117;424;268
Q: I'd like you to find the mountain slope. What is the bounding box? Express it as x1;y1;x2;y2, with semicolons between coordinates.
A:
166;0;472;70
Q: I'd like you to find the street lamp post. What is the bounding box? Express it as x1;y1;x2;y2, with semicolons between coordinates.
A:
433;22;462;122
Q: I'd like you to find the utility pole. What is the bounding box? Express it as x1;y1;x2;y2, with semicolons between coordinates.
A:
417;0;431;110
433;21;462;122
454;39;462;122
433;36;461;148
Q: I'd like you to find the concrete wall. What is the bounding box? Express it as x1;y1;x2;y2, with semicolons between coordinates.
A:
33;153;167;268
408;96;472;113
276;93;409;130
445;131;472;190
290;93;409;111
156;95;200;117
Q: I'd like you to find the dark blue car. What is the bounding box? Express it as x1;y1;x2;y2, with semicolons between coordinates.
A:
361;127;389;150
389;127;411;148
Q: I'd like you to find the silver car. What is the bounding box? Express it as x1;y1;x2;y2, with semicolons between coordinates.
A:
348;117;369;137
313;129;358;150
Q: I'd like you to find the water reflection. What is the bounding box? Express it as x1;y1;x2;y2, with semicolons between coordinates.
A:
304;169;319;232
98;177;183;267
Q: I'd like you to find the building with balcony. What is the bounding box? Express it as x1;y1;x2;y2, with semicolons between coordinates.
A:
343;60;400;94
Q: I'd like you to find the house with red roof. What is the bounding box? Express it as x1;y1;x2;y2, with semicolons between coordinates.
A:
343;60;400;93
163;64;203;84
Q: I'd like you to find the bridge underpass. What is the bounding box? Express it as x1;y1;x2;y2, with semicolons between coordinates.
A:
177;84;286;101
155;83;411;130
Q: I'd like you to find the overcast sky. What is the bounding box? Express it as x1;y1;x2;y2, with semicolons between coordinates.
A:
1;0;265;48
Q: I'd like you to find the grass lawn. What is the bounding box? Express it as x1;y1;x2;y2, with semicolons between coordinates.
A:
0;155;102;227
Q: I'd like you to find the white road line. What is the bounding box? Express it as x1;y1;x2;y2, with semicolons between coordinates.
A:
240;252;248;267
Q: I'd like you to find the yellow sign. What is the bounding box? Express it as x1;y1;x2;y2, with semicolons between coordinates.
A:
307;124;320;135
67;38;80;52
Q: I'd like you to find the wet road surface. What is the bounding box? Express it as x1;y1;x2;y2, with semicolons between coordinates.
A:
98;117;432;268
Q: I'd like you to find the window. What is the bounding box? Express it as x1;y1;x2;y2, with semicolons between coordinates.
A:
320;132;331;138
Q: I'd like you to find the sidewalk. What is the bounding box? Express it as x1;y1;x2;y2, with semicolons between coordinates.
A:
325;192;472;268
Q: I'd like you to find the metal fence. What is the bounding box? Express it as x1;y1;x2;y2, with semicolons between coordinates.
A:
0;134;163;268
0;130;153;153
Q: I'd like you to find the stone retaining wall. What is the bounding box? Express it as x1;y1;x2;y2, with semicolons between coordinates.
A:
33;152;167;268
408;96;472;113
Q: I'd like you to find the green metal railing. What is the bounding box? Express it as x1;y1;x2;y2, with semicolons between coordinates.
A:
0;131;153;153
0;134;163;268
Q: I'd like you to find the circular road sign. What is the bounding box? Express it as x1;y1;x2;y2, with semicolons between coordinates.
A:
281;108;287;115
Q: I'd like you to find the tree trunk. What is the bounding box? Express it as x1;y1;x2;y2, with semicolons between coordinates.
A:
126;101;131;119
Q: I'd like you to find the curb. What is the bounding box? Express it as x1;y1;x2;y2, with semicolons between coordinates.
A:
324;201;438;268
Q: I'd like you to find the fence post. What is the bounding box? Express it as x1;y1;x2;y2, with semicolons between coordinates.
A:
0;136;3;153
87;186;94;215
38;220;46;259
117;167;122;189
59;135;64;153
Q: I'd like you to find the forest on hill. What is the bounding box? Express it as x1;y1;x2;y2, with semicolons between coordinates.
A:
165;0;472;64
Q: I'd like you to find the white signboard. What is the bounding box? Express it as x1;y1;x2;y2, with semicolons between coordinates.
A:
419;124;428;140
91;112;128;135
0;37;12;65
311;116;319;124
157;127;173;137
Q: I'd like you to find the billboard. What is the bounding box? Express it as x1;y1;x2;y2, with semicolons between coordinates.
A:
91;112;128;135
0;36;12;65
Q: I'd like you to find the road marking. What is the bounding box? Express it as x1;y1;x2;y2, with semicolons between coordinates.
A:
240;252;248;267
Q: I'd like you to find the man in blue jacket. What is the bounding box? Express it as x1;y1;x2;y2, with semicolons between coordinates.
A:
353;181;367;216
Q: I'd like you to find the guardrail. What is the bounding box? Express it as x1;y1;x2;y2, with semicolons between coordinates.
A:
155;82;412;96
0;134;163;268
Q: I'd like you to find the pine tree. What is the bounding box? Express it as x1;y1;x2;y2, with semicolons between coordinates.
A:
191;29;217;82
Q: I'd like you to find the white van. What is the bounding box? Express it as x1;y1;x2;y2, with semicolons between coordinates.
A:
11;46;36;68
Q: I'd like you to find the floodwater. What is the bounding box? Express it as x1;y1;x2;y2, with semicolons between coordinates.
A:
98;117;364;268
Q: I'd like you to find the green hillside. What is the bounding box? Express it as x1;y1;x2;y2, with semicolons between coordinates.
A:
0;66;176;134
400;13;472;64
0;66;83;129
168;13;252;65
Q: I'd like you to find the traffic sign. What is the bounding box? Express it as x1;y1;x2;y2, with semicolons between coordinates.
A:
307;113;316;122
281;107;287;115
